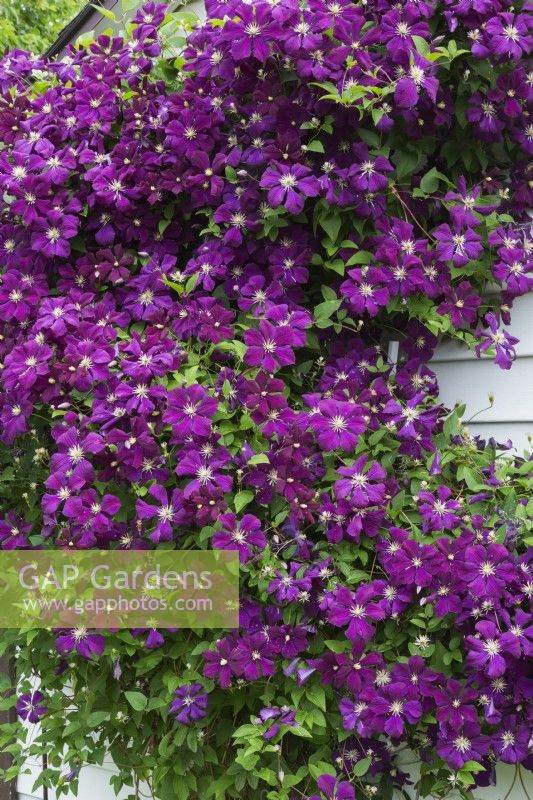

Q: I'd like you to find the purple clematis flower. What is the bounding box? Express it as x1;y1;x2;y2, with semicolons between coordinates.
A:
202;637;238;688
335;454;386;506
51;427;104;475
475;313;519;370
434;224;483;266
0;270;44;322
433;679;478;730
485;13;532;59
339;695;372;735
445;177;497;227
459;542;516;598
362;683;423;738
62;490;121;534
437;281;482;327
504;609;533;657
55;628;105;660
436;722;490;769
136;484;186;543
260;163;320;214
340;268;390;317
348;144;394;191
465;620;520;677
163;385;218;442
222;4;281;62
31;211;78;258
175;448;233;497
268;562;312;603
232;633;276;681
16;691;47;723
212;513;266;563
310;400;366;451
492;716;531;763
395;52;439;108
327;584;386;642
418;485;461;532
384;538;436;588
0;392;33;444
309;641;382;694
3;340;52;392
0;511;31;549
170;683;208;724
244;320;296;372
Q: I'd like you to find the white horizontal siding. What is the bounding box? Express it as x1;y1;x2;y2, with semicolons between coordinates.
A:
432;358;533;422
432;293;533;452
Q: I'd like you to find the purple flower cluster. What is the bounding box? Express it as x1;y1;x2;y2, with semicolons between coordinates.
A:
203;521;533;772
1;0;532;795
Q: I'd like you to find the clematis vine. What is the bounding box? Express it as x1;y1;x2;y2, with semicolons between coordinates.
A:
1;0;532;797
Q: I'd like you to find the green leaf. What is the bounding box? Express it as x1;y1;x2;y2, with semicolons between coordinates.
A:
371;108;385;126
233;724;259;739
309;761;337;780
395;149;419;180
460;466;485;491
457;769;475;786
419;167;448;194
310;81;338;96
87;711;110;726
324;259;345;275
124;691;148;711
215;340;247;360
288;725;312;738
62;719;81;737
0;673;11;693
282;766;308;788
352;757;371;777
357;129;380;148
321;285;337;302
91;4;116;20
75;30;96;48
184;272;199;294
324;639;348;653
306;684;326;712
235;490;254;513
314;299;341;321
346;250;372;266
225;165;237;183
412;35;430;58
462;761;485;774
248;453;270;466
174;775;192;800
307;140;325;153
162;276;184;294
318;213;342;243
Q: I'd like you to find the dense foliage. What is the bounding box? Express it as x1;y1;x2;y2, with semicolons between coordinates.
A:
0;0;84;56
0;1;532;799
